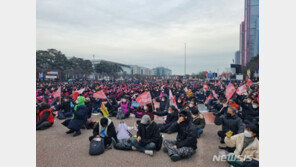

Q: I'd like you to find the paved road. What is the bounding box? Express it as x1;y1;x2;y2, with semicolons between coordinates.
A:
37;114;228;167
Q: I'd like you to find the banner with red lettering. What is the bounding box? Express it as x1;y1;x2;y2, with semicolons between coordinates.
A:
136;91;152;106
225;83;236;101
246;78;253;87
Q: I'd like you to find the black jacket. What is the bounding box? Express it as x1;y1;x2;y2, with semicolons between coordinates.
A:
192;114;206;130
91;120;118;142
137;122;162;150
154;111;178;125
215;114;244;134
156;97;169;111
169;121;198;150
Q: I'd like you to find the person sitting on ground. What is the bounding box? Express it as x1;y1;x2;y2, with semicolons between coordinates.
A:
135;103;154;120
131;115;162;156
119;96;131;118
154;105;179;133
191;108;205;138
89;117;118;149
36;102;54;130
155;95;169;113
105;96;119;117
163;110;198;162
65;96;88;137
215;107;244;144
225;124;259;167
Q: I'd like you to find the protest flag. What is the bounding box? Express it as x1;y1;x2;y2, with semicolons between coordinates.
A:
205;94;213;104
225;83;236;101
53;87;61;98
100;103;109;117
136;91;152;106
93;90;107;99
236;84;247;95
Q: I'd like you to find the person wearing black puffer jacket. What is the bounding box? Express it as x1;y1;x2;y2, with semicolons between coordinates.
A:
154;105;179;133
215;107;244;143
163;110;198;162
131;115;163;156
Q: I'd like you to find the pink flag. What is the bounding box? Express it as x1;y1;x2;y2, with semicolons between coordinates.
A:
53;87;61;98
205;94;213;104
77;88;85;94
246;78;253;87
203;84;209;91
184;87;188;92
93;90;107;99
169;90;178;109
225;83;236;101
136;91;152;106
236;84;247;95
212;90;218;99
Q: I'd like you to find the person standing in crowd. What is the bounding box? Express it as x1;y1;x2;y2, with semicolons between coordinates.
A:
65;96;88;137
215;107;244;143
131;115;162;156
163;110;198;162
36;102;54;130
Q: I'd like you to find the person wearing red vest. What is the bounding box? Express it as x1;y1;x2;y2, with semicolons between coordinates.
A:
37;102;54;130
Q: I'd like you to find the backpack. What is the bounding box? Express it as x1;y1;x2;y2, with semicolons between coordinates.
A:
116;108;125;120
89;138;105;155
116;122;132;140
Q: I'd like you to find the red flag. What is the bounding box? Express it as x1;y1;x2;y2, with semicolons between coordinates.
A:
246;78;253;87
93;90;107;99
212;90;218;99
77;88;85;94
225;83;236;101
236;84;247;95
53;87;61;98
203;84;209;91
205;94;213;104
136;91;152;106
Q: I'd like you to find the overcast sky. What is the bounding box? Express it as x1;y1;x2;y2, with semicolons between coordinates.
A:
37;0;244;75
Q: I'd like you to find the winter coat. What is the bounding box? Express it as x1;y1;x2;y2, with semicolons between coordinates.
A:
154;110;178;125
169;121;198;150
92;118;118;142
215;114;244;134
192;113;206;130
156;97;169;111
67;105;88;131
137;122;162;150
225;133;259;161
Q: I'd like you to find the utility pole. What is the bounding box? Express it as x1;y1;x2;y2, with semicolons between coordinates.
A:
184;43;186;76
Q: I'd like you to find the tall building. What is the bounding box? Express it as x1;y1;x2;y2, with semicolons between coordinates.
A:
239;0;259;66
152;67;172;76
235;51;240;64
239;21;245;65
130;65;153;75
